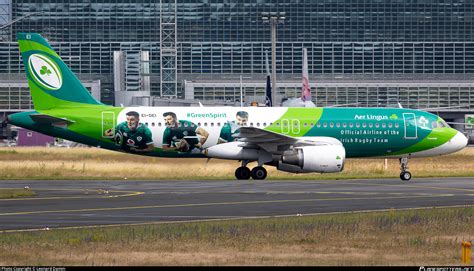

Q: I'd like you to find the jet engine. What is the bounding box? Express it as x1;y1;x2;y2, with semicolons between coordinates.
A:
278;145;345;173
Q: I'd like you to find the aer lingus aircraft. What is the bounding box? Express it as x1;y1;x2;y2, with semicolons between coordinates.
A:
7;33;468;181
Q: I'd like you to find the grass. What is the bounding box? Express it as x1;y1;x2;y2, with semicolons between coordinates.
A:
0;207;472;265
0;188;35;199
0;146;473;180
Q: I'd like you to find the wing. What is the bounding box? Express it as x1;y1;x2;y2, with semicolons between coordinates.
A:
234;126;337;154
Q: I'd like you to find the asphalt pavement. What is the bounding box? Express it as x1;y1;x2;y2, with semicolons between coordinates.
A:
0;178;473;232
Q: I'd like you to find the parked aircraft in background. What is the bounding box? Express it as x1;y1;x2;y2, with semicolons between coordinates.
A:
281;48;316;108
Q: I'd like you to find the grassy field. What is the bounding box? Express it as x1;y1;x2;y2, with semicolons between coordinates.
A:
0;146;473;180
0;207;472;265
0;188;35;199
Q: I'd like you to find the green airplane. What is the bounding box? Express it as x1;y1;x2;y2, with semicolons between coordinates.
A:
7;33;468;181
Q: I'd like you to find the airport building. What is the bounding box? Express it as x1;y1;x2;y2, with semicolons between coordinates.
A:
1;0;474;140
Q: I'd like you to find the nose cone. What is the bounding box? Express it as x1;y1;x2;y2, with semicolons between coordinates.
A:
448;131;468;153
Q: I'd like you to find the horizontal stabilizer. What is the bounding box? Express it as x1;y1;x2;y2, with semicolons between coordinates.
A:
29;114;75;126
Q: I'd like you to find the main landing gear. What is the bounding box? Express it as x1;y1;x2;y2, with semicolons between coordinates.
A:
399;157;412;181
235;160;267;180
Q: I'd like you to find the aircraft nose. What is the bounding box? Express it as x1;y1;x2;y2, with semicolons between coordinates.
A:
449;131;468;152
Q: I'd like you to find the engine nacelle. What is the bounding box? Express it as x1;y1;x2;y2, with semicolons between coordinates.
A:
278;145;345;173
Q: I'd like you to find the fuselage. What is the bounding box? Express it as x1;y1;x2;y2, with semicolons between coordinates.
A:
8;106;467;159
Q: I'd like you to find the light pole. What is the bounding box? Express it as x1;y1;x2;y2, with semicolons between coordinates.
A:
262;12;285;107
0;12;41;42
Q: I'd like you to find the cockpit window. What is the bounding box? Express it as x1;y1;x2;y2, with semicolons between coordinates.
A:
432;121;438;129
436;120;450;128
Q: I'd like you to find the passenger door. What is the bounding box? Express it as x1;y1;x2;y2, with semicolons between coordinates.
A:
403;113;417;139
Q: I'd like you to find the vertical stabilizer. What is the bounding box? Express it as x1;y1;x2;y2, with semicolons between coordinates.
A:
301;48;311;102
17;33;102;110
264;50;272;107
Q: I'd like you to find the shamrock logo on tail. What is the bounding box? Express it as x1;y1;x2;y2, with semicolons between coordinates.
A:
40;66;51;76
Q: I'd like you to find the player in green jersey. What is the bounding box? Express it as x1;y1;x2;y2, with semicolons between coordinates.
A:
162;111;209;152
105;111;154;153
218;111;248;144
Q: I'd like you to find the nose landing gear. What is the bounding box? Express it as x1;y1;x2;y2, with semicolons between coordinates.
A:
399;157;412;181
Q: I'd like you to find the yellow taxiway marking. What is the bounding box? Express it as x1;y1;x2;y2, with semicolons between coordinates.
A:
0;188;144;201
1;204;473;234
0;193;454;216
308;179;474;193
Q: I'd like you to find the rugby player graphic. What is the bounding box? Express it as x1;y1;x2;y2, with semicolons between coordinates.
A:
105;111;154;153
162;111;209;153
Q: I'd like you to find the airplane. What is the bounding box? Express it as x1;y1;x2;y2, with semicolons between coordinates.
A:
6;33;469;181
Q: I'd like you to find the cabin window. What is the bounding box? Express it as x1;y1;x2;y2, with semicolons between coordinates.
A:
375;123;380;128
329;122;334;128
317;123;321;128
178;122;182;128
323;122;327;128
269;122;273;126
349;123;354;128
211;123;214;127
184;122;189;127
388;123;393;128
362;123;367;128
310;122;314;127
336;122;340;128
204;122;208;127
158;122;162;127
217;122;221;127
198;122;202;126
395;123;399;128
342;123;347;128
304;122;308;127
382;123;386;128
151;123;155;127
368;123;373;128
356;123;360;128
145;122;149;126
250;122;254;127
263;122;267;127
276;122;280;127
190;123;195;128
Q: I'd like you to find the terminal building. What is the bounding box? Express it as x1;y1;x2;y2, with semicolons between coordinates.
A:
0;0;474;141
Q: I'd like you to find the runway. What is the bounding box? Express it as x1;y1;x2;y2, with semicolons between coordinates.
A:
1;178;474;232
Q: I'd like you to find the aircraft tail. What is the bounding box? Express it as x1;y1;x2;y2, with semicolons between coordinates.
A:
264;50;272;107
301;48;311;102
17;33;101;110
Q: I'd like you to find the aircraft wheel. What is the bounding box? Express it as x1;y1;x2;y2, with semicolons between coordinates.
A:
251;166;267;180
235;166;251;180
400;171;412;181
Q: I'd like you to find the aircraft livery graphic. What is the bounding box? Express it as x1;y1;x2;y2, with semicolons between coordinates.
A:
7;33;468;181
